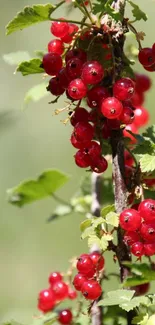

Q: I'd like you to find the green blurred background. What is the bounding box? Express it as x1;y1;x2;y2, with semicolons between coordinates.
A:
0;0;155;323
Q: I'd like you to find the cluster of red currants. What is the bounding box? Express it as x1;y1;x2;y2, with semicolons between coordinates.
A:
73;252;104;300
120;199;155;258
138;44;155;72
42;20;152;172
38;271;76;324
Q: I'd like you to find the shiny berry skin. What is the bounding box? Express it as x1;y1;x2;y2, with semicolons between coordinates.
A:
123;124;138;144
61;23;78;43
73;273;87;291
42;53;62;76
51;20;69;38
101;97;123;119
48;39;64;55
81;61;104;85
86;267;96;279
74;150;91;168
38;289;56;312
77;254;94;275
49;272;63;286
66;58;83;79
58;309;73;325
47;77;65;96
70;107;89;126
144;64;155;72
120;106;135;125
152;43;155;55
81;280;102;300
134;107;149;128
74;122;94;142
58;68;71;89
135;73;151;92
132;283;150;296
89;252;105;271
87;141;102;161
140;222;155;242
119;209;142;231
124;231;140;246
65;49;87;63
70;133;91;149
131;90;144;107
131;242;144;257
91;156;108;174
68;289;77;300
144;243;155;256
68;79;87;100
113;78;135;101
88;110;98;123
138;48;155;67
138;199;155;223
53;281;69;300
87;86;109;109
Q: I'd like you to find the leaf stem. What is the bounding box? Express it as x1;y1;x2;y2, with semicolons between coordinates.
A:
49;17;91;27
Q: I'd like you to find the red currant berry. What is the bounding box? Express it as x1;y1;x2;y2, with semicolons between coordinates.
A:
81;61;104;85
73;273;87;291
51;19;69;38
47;77;65;96
66;58;83;79
135;73;152;92
91;156;108;174
113;78;135;101
131;203;139;210
65;49;87;63
53;281;69;300
38;289;56;312
101;97;123;119
144;64;155;71
107;118;121;130
132;283;150;296
70;107;89;126
131;90;144;107
86;267;96;279
68;289;77;299
81;280;102;300
134;107;149;127
74;122;94;142
140;222;155;242
124;150;134;167
61;23;78;43
68;79;87;100
86;141;101;161
144;178;155;188
102;122;111;139
42;53;62;76
87;86;109;109
89;252;105;271
49;272;63;286
124;231;140;246
88;110;98;123
152;43;155;55
120;106;135;125
58;309;73;325
138;48;155;67
48;39;64;55
74;150;91;168
138;199;155;223
131;242;144;257
119;209;142;231
70;133;91;150
144;243;155;256
58;68;72;89
77;254;94;275
123;124;138;144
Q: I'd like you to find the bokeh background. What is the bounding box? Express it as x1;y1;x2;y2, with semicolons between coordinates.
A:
1;0;155;323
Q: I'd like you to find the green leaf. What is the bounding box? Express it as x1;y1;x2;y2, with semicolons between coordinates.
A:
132;314;149;325
80;219;92;232
143;125;155;143
81;226;94;239
7;169;69;207
121;296;149;312
105;2;123;22
100;233;113;250
133;139;155;156
92;0;107;14
127;1;148;22
92;217;105;228
6;4;60;35
146;315;155;325
3;51;31;65
24;83;48;105
98;289;135;307
105;211;119;227
101;204;115;217
47;204;72;223
16;58;44;76
139;154;155;173
123;276;149;288
88;234;101;249
123;262;155;287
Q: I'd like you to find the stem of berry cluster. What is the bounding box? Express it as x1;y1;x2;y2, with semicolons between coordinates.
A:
90;172;103;325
